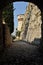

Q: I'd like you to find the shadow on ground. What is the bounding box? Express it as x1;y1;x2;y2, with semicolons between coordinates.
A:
0;40;42;65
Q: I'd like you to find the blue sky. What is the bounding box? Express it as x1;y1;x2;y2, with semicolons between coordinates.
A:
12;1;28;36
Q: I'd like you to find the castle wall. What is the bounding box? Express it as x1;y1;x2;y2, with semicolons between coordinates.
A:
20;3;42;44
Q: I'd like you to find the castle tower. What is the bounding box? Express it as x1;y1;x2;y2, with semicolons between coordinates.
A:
17;14;24;31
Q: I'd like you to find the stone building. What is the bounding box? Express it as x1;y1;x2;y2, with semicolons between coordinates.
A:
20;3;42;44
17;14;24;31
16;14;24;39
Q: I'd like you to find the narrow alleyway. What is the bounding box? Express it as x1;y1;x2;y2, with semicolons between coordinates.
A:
0;40;41;65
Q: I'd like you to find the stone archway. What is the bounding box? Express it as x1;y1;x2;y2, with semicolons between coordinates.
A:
0;0;43;64
0;0;43;51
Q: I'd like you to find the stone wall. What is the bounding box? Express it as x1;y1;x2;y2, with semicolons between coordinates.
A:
17;14;24;31
20;3;42;44
3;23;12;47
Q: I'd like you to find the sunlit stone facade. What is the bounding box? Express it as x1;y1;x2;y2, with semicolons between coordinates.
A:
17;14;24;31
20;3;42;44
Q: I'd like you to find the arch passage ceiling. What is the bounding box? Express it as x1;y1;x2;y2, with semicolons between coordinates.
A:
0;0;43;11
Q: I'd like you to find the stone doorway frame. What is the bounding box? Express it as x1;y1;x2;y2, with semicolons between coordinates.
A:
0;0;43;51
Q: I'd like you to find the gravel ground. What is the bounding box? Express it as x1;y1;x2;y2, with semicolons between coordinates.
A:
0;40;42;65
